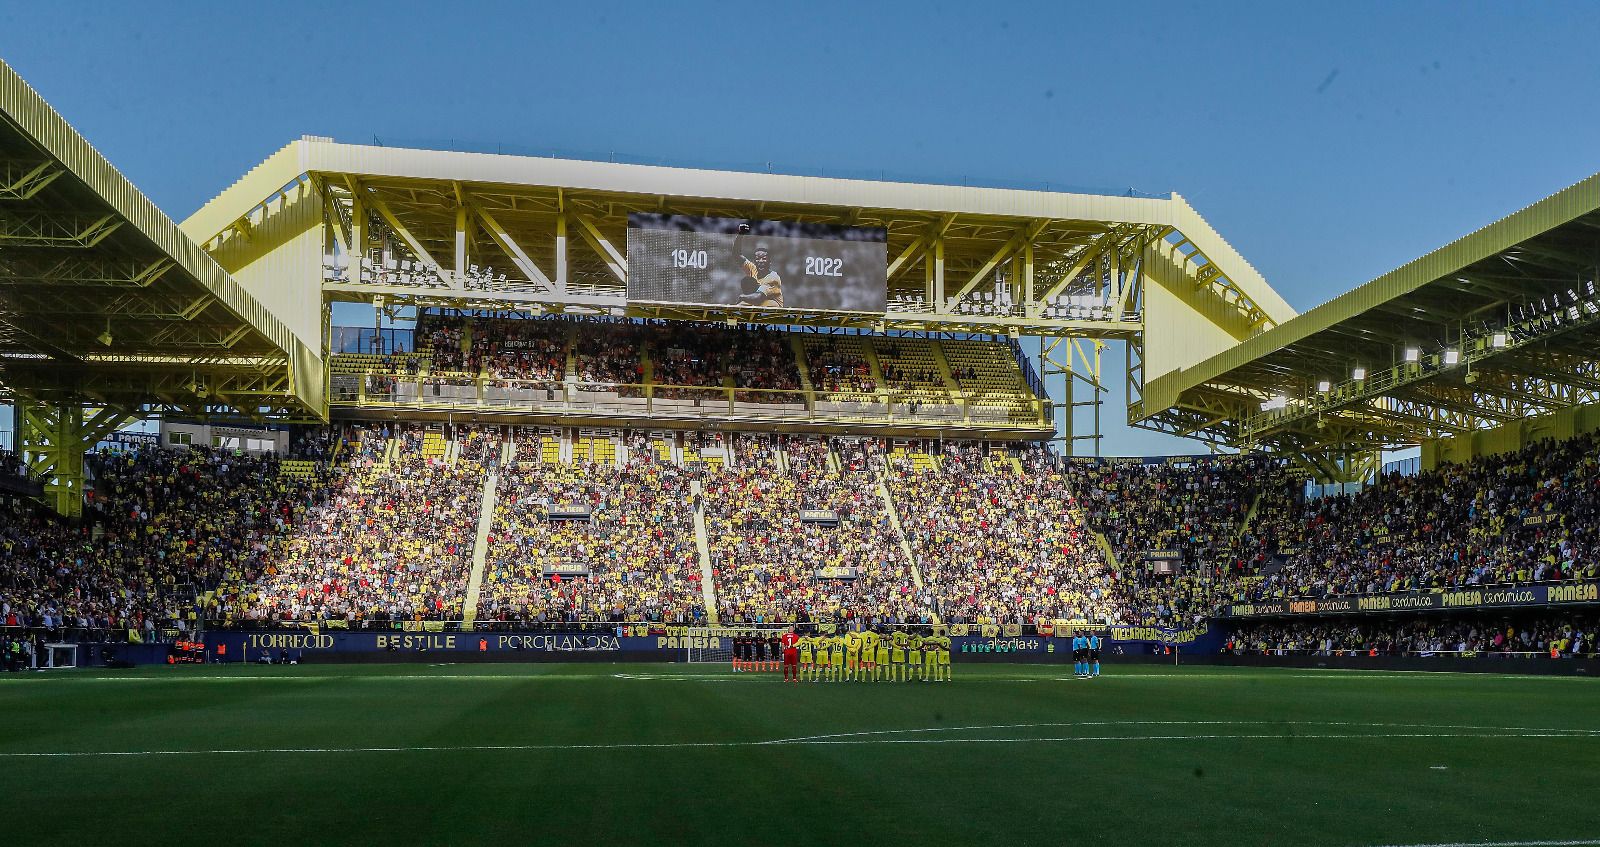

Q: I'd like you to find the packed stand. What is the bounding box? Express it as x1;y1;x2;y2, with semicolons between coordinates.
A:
477;433;704;625
1237;433;1600;603
232;424;490;624
0;446;327;640
706;437;923;625
889;444;1134;626
1225;613;1598;657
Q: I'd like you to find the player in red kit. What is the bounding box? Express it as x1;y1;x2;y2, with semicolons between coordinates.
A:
780;628;800;683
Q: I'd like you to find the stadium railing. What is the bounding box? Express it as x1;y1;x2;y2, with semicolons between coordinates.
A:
329;373;1049;429
1229;575;1599;605
1225;648;1581;660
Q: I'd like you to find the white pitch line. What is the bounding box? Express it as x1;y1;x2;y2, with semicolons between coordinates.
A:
2;727;1596;759
763;720;1600;745
1372;840;1600;847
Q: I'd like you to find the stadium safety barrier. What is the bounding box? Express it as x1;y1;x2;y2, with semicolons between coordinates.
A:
330;373;1049;429
1224;579;1600;618
32;623;1223;666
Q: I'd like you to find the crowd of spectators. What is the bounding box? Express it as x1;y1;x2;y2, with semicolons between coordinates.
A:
888;443;1136;626
706;437;925;625
232;424;489;624
1;445;323;640
1066;455;1300;577
414;315;568;384
1225;613;1597;657
477;434;704;625
575;322;645;389
1234;433;1600;603
5;414;1600;656
807;340;875;394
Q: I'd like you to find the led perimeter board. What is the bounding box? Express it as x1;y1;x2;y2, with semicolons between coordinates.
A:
626;214;888;313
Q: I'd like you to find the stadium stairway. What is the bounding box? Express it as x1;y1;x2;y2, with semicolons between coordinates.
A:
860;343;886;389
461;464;500;628
929;341;961;393
788;335;815;397
877;477;927;593
1086;518;1121;573
1237;491;1264;538
690;479;719;624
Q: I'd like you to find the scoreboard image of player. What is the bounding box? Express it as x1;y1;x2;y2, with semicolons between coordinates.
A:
627;213;887;313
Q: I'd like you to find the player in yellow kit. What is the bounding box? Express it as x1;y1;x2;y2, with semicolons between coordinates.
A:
924;631;947;681
890;630;909;681
829;634;845;681
859;629;880;682
797;634;815;682
844;630;863;681
906;631;924;681
817;633;833;681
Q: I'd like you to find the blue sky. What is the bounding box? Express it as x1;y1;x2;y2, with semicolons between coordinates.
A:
5;1;1600;453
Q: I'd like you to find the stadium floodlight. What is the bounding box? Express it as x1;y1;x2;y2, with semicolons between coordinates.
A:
1491;332;1507;348
1403;348;1421;363
1316;380;1331;393
1352;367;1367;381
1443;350;1461;366
1260;395;1289;411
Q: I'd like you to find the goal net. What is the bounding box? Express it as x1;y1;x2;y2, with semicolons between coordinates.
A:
684;642;733;664
42;643;77;670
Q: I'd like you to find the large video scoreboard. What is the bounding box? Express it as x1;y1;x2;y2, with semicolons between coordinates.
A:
627;214;887;313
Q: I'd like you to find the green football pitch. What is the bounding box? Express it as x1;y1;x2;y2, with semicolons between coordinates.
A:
1;662;1596;847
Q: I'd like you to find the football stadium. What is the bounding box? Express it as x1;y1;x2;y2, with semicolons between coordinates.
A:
2;28;1600;847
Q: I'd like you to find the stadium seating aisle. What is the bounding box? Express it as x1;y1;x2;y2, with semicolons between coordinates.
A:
6;411;1600;648
888;444;1134;626
477;433;705;625
232;424;490;624
705;437;927;625
1064;455;1301;577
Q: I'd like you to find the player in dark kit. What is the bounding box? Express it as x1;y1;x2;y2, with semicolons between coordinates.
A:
732;223;783;307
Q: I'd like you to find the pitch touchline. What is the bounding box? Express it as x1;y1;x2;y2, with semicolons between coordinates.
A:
761;720;1600;745
1372;841;1600;847
3;728;1596;759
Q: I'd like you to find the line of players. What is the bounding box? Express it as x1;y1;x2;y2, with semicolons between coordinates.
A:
779;628;951;683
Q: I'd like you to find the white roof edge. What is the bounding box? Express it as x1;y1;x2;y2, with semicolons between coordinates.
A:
1169;195;1297;325
185;139;1185;242
179;140;307;244
181;140;1294;332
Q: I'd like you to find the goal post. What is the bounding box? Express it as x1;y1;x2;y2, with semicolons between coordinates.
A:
684;642;734;664
682;625;792;670
42;643;78;670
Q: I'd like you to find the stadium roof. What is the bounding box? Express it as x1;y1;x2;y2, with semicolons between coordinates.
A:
0;60;323;420
181;137;1294;349
1137;170;1600;461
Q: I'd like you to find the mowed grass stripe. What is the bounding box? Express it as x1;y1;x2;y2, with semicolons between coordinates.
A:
2;663;1597;846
